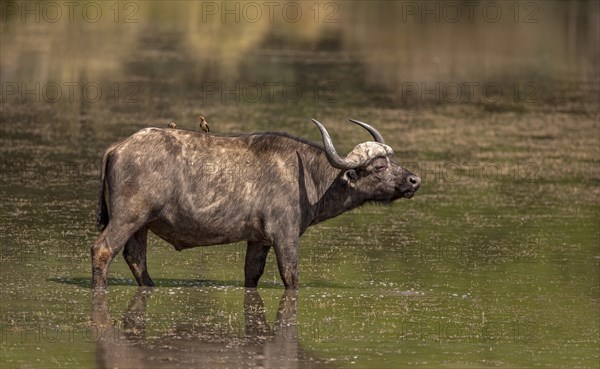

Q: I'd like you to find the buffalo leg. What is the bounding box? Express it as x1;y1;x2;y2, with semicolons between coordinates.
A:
123;227;154;287
91;221;142;290
244;241;271;288
273;239;299;290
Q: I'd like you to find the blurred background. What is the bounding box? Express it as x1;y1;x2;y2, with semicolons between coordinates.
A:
1;1;599;368
1;0;598;135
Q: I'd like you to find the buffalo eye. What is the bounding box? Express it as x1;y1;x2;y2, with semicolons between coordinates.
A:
374;164;387;173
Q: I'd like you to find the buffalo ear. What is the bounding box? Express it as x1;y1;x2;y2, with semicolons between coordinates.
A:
343;169;358;186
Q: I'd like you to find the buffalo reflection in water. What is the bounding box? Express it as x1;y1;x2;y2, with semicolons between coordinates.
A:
91;288;329;369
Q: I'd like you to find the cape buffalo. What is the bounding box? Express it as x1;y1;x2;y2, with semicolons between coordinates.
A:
91;119;420;289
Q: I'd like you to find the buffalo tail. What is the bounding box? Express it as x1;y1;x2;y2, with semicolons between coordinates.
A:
96;150;110;231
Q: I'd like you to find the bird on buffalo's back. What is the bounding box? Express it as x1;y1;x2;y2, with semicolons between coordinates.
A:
198;116;210;132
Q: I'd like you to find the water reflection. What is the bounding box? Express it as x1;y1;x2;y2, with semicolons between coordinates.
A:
91;288;327;369
1;1;597;113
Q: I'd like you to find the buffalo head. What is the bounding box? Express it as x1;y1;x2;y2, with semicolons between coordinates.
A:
312;118;421;203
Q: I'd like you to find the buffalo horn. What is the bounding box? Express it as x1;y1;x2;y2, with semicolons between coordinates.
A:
311;119;358;170
348;119;385;144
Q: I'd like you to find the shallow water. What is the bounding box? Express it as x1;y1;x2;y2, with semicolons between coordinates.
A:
1;1;599;368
